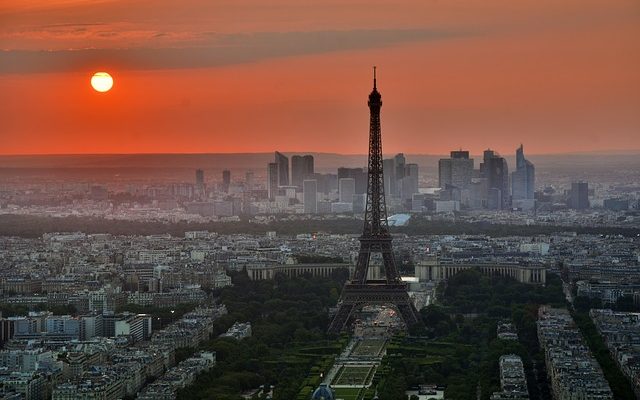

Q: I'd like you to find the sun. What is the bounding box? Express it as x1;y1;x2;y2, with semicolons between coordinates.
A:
91;72;114;92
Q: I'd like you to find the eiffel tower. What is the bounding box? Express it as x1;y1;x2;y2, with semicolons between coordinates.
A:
327;68;422;334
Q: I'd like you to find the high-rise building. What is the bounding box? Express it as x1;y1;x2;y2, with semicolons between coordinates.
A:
511;145;535;209
222;170;231;193
291;155;314;188
337;167;367;194
382;153;416;199
274;151;289;187
399;163;419;201
394;153;406;180
303;180;317;214
383;158;396;196
480;149;509;210
569;181;589;210
245;171;254;190
308;173;338;195
195;169;205;199
195;169;204;186
339;178;356;203
438;150;474;190
267;163;278;200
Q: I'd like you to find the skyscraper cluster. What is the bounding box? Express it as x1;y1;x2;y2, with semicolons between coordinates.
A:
266;151;420;215
383;153;419;203
267;151;315;201
438;145;536;211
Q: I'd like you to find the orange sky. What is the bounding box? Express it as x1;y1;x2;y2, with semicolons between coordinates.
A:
1;0;639;155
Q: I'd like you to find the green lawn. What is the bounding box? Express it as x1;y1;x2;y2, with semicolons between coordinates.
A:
333;365;375;386
351;339;386;357
334;387;364;400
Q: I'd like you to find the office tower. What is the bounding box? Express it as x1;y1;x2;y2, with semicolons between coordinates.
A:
394;153;406;181
195;169;204;186
480;149;509;210
438;159;452;189
274;151;289;186
222;170;231;193
307;173;337;194
511;145;535;199
398;163;419;201
406;163;419;193
511;145;535;210
245;171;254;190
303;180;317;214
383;158;396;197
291;154;314;189
337;167;367;194
195;169;205;199
603;198;629;211
438;150;474;190
569;181;589;210
291;155;304;189
381;153;414;198
267;163;278;200
339;178;356;203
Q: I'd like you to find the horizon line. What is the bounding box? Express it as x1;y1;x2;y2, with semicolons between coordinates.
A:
1;149;640;158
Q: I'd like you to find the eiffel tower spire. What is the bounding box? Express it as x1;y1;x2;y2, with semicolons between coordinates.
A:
327;69;422;334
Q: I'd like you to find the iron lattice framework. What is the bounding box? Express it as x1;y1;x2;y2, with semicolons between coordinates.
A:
327;68;422;334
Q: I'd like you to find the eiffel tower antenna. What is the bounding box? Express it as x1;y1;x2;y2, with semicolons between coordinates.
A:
373;66;377;89
327;69;422;334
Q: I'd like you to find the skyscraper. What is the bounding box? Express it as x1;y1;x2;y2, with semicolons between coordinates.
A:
438;150;474;190
245;171;254;190
274;151;289;187
511;145;535;210
399;163;419;201
195;169;204;186
303;179;317;214
222;170;231;193
569;181;589;210
337;167;367;194
267;162;278;200
394;153;406;179
195;169;205;199
382;153;416;199
480;149;509;210
291;155;314;189
383;158;396;196
339;178;356;203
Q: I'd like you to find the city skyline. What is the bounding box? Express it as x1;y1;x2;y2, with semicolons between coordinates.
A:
1;2;640;399
1;0;639;155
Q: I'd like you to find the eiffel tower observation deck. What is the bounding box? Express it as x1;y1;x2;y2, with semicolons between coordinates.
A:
327;68;422;335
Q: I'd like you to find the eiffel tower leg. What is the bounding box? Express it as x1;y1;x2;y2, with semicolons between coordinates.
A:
327;303;355;335
381;248;400;283
353;249;371;283
396;301;421;327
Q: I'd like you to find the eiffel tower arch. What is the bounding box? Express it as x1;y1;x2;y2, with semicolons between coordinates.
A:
327;68;423;335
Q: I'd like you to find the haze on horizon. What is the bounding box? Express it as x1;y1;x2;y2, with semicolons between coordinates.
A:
1;0;639;156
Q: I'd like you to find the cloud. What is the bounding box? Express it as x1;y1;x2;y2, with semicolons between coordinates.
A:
0;28;469;74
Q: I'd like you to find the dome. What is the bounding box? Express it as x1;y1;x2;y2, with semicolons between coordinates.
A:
311;383;336;400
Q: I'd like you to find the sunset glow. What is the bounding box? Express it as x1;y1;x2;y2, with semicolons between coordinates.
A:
0;0;639;155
